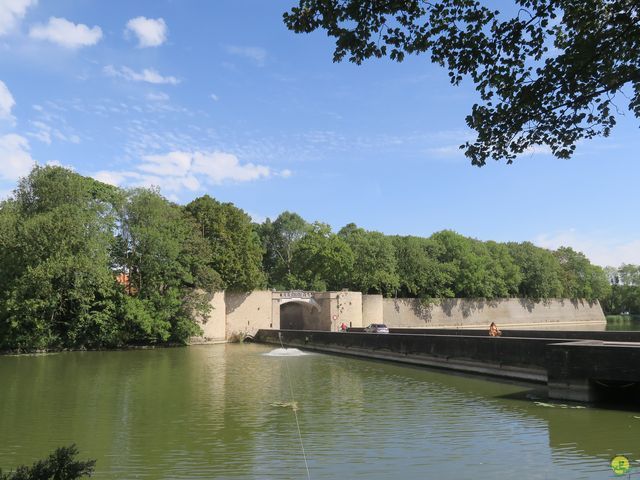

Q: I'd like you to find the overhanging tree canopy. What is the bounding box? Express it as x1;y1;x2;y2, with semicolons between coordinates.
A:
284;0;640;165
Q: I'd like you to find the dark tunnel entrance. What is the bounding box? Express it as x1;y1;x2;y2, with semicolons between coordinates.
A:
280;302;305;330
279;300;324;330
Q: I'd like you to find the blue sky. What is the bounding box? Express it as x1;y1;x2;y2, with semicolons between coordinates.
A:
0;0;638;267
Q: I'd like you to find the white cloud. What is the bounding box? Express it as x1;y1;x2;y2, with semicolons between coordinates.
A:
125;16;167;47
191;151;270;183
93;150;277;194
534;229;640;267
27;119;80;145
146;92;169;102
139;151;193;177
0;80;16;120
0;0;36;36
28;124;50;143
519;144;553;158
226;45;267;66
247;211;266;224
29;17;102;49
44;159;75;170
93;170;127;187
104;65;180;85
210;93;219;101
0;134;35;181
426;145;464;159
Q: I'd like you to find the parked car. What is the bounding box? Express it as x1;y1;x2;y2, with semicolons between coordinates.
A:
364;323;389;333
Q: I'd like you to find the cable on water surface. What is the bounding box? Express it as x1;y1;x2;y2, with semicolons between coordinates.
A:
279;332;311;480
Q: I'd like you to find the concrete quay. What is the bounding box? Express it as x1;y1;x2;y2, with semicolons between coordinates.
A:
254;329;640;403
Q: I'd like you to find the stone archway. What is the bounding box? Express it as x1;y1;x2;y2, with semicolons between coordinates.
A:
272;290;362;331
279;300;322;330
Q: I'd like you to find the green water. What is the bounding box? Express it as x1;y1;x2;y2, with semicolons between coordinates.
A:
606;315;640;331
1;344;639;479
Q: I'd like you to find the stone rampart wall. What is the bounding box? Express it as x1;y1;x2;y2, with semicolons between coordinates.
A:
382;298;605;329
334;291;362;329
194;292;606;343
362;294;384;325
197;291;226;342
225;291;274;338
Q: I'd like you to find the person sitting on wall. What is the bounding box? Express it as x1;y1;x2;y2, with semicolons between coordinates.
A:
489;322;502;337
340;322;347;332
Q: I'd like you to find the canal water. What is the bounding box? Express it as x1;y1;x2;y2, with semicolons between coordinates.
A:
1;344;639;479
606;315;640;331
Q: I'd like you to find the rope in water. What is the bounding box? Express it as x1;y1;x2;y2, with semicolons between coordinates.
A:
279;333;311;480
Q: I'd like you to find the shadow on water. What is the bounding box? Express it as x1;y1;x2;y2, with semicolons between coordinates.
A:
496;387;640;460
349;354;640;464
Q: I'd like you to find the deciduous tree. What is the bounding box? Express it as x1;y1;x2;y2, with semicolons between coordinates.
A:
113;189;218;343
289;222;354;291
338;223;400;295
0;166;121;350
186;195;265;291
393;235;455;298
507;241;563;299
258;211;310;288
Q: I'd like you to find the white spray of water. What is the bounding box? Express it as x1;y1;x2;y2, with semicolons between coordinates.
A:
264;348;307;357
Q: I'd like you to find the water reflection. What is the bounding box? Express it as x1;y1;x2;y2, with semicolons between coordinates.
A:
0;344;638;479
607;315;640;331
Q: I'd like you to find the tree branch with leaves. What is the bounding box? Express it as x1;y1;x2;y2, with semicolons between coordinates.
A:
284;0;640;165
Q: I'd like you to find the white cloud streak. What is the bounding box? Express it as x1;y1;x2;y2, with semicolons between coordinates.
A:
0;134;35;181
125;16;167;47
29;17;102;48
226;45;267;66
0;0;36;36
146;92;169;102
425;145;464;159
534;229;640;267
104;65;180;85
93;150;286;194
29;17;102;49
27;119;80;145
0;80;16;121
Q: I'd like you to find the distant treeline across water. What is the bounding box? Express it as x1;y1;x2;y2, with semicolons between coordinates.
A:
0;166;637;351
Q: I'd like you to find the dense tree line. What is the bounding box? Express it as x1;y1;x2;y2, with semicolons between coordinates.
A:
258;215;611;301
0;166;614;351
602;265;640;315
